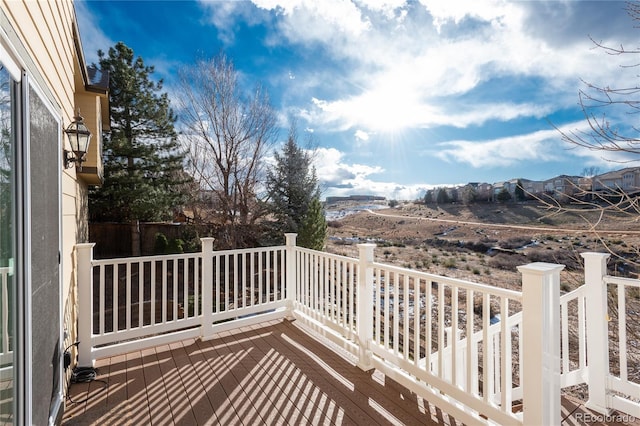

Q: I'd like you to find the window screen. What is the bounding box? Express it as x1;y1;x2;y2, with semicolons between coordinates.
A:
28;84;60;425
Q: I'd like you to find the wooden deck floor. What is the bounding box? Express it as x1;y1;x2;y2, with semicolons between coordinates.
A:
62;319;639;426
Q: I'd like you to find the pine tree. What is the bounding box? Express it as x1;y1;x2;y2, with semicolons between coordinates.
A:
298;197;327;250
436;188;450;204
515;179;526;201
265;126;325;248
89;42;188;223
497;187;512;202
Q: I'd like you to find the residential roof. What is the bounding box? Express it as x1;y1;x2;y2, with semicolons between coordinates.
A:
87;65;109;92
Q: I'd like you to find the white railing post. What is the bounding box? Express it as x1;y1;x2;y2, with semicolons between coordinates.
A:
285;233;297;319
200;238;215;340
75;243;96;367
581;252;612;415
518;262;564;426
356;243;376;370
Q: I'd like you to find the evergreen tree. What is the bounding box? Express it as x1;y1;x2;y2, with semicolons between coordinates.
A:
515;179;526;201
436;188;450;204
460;185;477;205
424;189;434;204
496;187;512;202
89;42;188;223
265;126;325;248
297;197;327;250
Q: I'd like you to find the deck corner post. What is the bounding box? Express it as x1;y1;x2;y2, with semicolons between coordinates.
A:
356;243;376;371
200;238;215;339
75;243;96;367
518;261;564;426
581;252;612;415
285;233;297;319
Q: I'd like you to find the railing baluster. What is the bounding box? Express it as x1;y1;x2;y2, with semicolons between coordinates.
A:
253;251;257;305
413;276;420;367
451;285;458;386
500;296;511;412
182;258;188;319
466;288;474;394
280;248;285;302
173;258;178;320
393;271;399;356
113;264;119;333
340;259;346;329
618;283;627;381
125;262;131;330
482;292;490;401
425;279;432;373
438;282;445;378
194;257;199;317
349;260;355;338
235;253;240;309
162;259;167;323
150;260;156;325
138;261;144;327
578;293;586;371
272;249;277;304
322;255;327;318
403;274;409;360
561;300;568;374
258;251;263;306
560;302;569;373
99;264;105;335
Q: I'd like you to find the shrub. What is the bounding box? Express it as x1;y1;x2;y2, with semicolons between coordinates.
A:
442;258;457;269
168;238;184;254
154;233;169;255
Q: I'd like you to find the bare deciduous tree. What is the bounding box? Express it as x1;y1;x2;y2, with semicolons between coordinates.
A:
178;53;278;248
543;2;640;270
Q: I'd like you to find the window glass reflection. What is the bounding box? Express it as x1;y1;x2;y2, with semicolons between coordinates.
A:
0;63;15;424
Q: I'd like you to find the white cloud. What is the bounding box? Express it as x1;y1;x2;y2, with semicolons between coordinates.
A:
435;129;563;168
75;1;114;65
419;0;514;33
313;147;435;200
355;130;370;141
433;121;640;170
246;0;632;136
252;0;371;39
314;147;382;185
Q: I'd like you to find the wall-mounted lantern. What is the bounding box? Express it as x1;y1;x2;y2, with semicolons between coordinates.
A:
63;111;91;171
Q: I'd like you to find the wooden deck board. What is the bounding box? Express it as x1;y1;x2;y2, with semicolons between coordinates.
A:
62;319;639;425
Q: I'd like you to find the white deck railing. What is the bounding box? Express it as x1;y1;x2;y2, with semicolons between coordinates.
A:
75;236;639;425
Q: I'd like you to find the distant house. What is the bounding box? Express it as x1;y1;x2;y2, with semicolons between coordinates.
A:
592;167;640;193
472;182;493;201
1;1;108;423
521;179;545;198
543;174;582;199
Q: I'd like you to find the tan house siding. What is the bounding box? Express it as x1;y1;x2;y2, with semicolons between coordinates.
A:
1;1;107;421
2;0;105;301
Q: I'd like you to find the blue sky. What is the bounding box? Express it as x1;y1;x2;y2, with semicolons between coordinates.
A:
77;0;638;200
